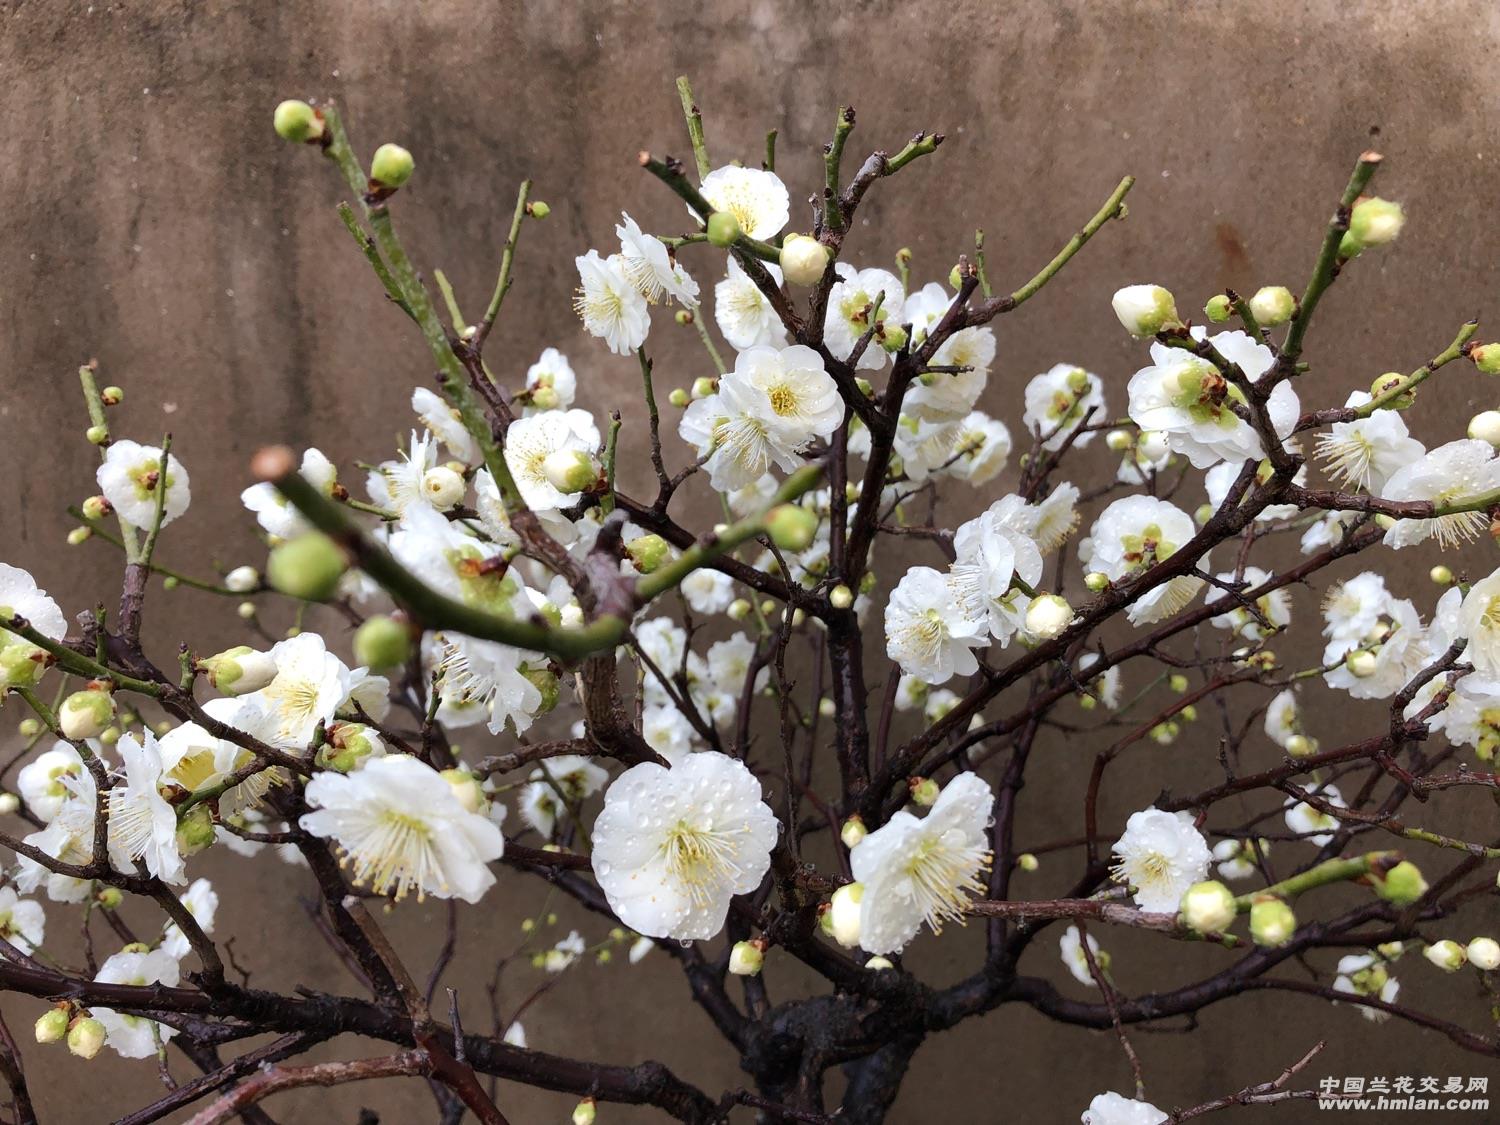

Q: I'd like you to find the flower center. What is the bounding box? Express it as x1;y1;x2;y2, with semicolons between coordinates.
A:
660;820;745;907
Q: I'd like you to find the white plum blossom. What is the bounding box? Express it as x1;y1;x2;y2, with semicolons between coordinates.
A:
161;878;218;961
428;632;544;737
1079;496;1203;625
365;431;437;517
1023;364;1105;452
1314;392;1424;492
1380;439;1500;550
106;731;186;885
948;498;1044;642
824;266;904;370
590;752;778;941
524;347;578;411
1284;782;1346;846
1459;568;1500;680
574;249;650;355
392;506;527;619
681;568;735;616
1323;595;1430;700
1081;1091;1168;1125
616;212;698;306
242;633;354;750
97;439;190;530
1110;808;1211;912
413;387;480;464
241;448;338;539
1333;951;1400;1021
1209;566;1291;641
714;257;786;350
301;754;504;903
884;566;987;684
505;409;601;512
1212;838;1267;881
17;744;90;822
1059;923;1107;987
92;948;181;1058
698;166;790;240
0;887;44;954
851;773;994;954
944;411;1013;485
0;563;67;642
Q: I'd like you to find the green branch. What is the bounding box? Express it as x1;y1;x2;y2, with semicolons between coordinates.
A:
1355;318;1479;416
1006;176;1134;310
1232;851;1396;912
474;179;533;349
675;76;711;181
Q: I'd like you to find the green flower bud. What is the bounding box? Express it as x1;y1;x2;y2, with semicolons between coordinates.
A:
1344;649;1378;679
1024;593;1072;639
1429;565;1454;586
727;939;765;976
1249;896;1296;947
440;768;487;815
667;387;691;408
1018;853;1040;872
17;719;40;738
318;722;382;772
66;527;92;547
1373;859;1428;905
727;598;751;621
840;815;866;849
58;687;116;741
522;666;560;715
948;264;963;290
1168;673;1190;693
0;637;48;690
572;1097;597;1125
1347;197;1404;250
673;308;694;325
828;583;854;610
1180;880;1237;934
765;504;818;552
1111;284;1182;337
96;887;123;910
1468;410;1500;448
370;143;415;189
99;727;120;746
101;386;124;406
1203;294;1232;323
1083;572;1110;593
67;1016;106;1060
175;804;216;857
267;533;347;601
1284;733;1318;758
909;777;940;807
85;425;108;445
199;646;277;695
81;495;111;520
34;1008;68;1044
1248;286;1295;327
526;200;551;219
691;376;718;399
827;882;864;948
626;533;672;574
880;324;908;353
273;99;323;143
780;234;831;286
706;210;742;247
1471;343;1500;375
353;616;413;671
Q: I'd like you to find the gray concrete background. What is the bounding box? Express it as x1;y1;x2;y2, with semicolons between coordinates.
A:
3;0;1500;1120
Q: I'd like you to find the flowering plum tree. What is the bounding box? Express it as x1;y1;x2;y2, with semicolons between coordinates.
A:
2;79;1499;1123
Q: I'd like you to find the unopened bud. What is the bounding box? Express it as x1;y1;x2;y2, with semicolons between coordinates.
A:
706;211;741;247
1168;673;1190;693
421;466;466;509
34;1008;67;1044
1284;733;1317;759
67;1016;106;1060
101;386;124;406
1373;859;1428;906
1430;565;1454;586
827;882;864;948
668;388;690;408
840;816;867;849
625;533;672;574
273;99;323;143
267;533;347;601
1018;853;1039;872
572;1097;597;1125
0;793;17;815
59;687;116;740
96;887;123;910
1248;286;1294;327
353;616;413;671
1468;411;1500;448
1249;896;1296;947
541;449;599;496
1180;880;1237;934
1084;572;1110;593
526;200;551;219
1111;284;1182;337
81;495;111;520
1471;343;1500;375
85;424;108;445
728;939;765;976
441;768;487;815
908;776;940;807
691;376;718;400
1423;939;1467;972
1344;650;1378;679
175;804;216;856
780;235;830;286
199;646;278;695
1466;936;1500;970
1024;593;1072;639
727;598;751;621
765;504;818;552
865;955;894;970
1203;294;1232;323
829;583;854;610
369;143;415;189
1343;197;1404;255
224;565;260;593
1369;371;1416;410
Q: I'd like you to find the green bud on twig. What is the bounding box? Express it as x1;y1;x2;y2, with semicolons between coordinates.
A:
370;143;415;189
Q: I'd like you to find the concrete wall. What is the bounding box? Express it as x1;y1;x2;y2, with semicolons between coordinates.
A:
3;1;1499;1120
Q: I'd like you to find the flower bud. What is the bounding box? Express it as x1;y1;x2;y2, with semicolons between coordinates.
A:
691;376;718;400
625;533;672;574
1018;853;1039;872
667;388;690;408
1345;197;1404;253
572;1097;597;1125
1373;859;1428;905
908;776;940;807
101;386;124;406
273;99;323;143
1344;650;1378;679
727;598;751;621
526;200;550;219
369;143;415;189
947;264;964;290
780;235;830;286
1024;593;1072;639
237;601;257;619
1203;294;1232;323
1180;880;1237;934
1465;936;1500;970
34;1008;68;1044
67;1016;106;1060
1248;286;1295;327
318;723;382;772
353;616;413;671
1423;939;1467;972
765;504;818;552
420;466;466;510
176;804;216;856
1110;284;1182;337
199;646;278;695
879;324;908;353
1471;343;1500;375
1168;673;1190;693
728;939;765;976
97;886;123;910
828;882;863;948
267;533;347;601
1370;371;1415;410
706;211;741;247
441;768;487;815
80;495;111;521
1105;429;1133;453
222;565;259;593
829;819;865;855
1469;411;1500;448
829;583;854;610
521;666;561;715
1083;572;1110;593
541;449;599;495
1249;896;1296;947
1430;565;1454;586
1284;733;1318;758
58;687;116;741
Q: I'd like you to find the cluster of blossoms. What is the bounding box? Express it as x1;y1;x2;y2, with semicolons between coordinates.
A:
3;92;1500;1125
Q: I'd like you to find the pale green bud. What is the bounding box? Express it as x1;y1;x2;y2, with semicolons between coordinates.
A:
99;727;120;746
58;687;116;741
691;376;718;400
175;804;216;856
353;616;412;671
1168;673;1190;693
1429;565;1454;586
1084;571;1110;593
1369;371;1415;410
421;466;466;509
1344;650;1378;679
1104;429;1133;453
1111;284;1181;337
200;646;277;695
237;601;257;619
1471;343;1500;375
817;696;835;718
706;211;741;247
85;425;108;445
0;793;16;816
865;956;894;970
81;495;111;520
948;264;963;290
67;1016;106;1059
1468;410;1500;448
522;666;560;715
908;776;940;807
880;324;907;353
1346;197;1404;251
1284;733;1317;758
572;1097;597;1125
66;527;91;546
101;386;124;406
1249;897;1296;947
765;504;818;552
1203;294;1232;322
780;234;830;286
34;1008;68;1044
727;939;765;976
96;887;123;910
626;533;672;574
369;143;415;188
668;388;690;408
441;768;487;815
1024;593;1072;639
727;598;751;621
828;882;864;948
267;533;347;601
840;815;867;849
1248;286;1295;327
542;449;599;495
1018;853;1039;872
829;583;854;610
526;200;550;219
17;719;40;738
1180;880;1237;934
273;99;323;143
1423;939;1467;972
1466;936;1500;970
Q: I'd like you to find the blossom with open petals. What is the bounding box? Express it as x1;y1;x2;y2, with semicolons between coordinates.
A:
97;439;190;530
1110;808;1210;912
